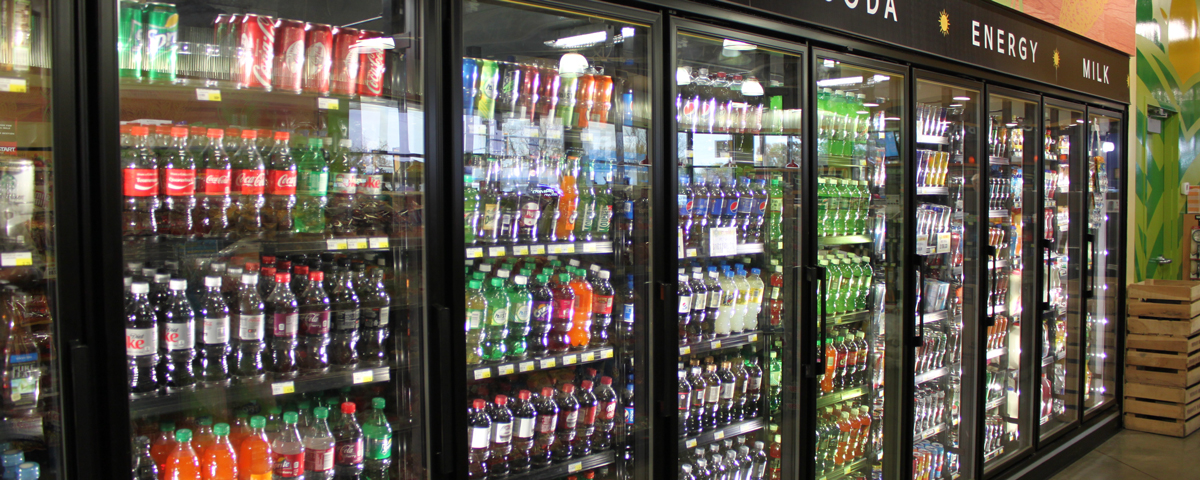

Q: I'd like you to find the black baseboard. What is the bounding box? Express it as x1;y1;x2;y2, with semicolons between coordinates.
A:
989;410;1123;480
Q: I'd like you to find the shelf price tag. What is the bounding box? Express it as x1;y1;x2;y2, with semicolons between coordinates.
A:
582;243;600;253
519;361;535;372
271;381;295;395
714;431;725;440
601;349;613;359
0;78;26;93
195;88;221;101
563;355;577;365
686;439;698;448
0;252;32;267
369;237;390;249
349;238;369;249
530;245;546;255
318;97;339;110
709;227;738;257
488;246;506;257
581;352;595;362
915;235;930;255
560;244;575;254
498;364;515;375
568;462;583;473
326;239;348;250
711;340;722;349
685;248;698;258
466;248;484;258
473;368;492;380
936;233;951;254
680;346;691;355
749;334;759;343
539;358;557;369
512;245;529;256
353;370;375;384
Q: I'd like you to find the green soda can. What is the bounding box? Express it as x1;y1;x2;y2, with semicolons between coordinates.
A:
475;59;499;120
118;0;144;79
143;2;178;83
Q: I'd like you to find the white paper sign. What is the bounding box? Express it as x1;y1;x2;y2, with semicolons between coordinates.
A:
709;227;738;257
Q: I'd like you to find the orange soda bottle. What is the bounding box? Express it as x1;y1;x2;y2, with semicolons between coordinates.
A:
202;422;239;480
821;338;837;393
151;422;178;469
555;154;579;241
163;429;202;480
193;418;217;455
237;416;273;480
567;267;593;349
229;413;252;450
833;411;852;467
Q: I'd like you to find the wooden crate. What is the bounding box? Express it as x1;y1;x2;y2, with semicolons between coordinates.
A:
1124;412;1200;437
1123;384;1200;437
1125;280;1200;436
1125;364;1200;388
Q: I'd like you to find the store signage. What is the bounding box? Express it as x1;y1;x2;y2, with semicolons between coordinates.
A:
729;0;1130;102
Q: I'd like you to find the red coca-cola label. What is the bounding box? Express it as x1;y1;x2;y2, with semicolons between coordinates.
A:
268;170;298;195
124;169;159;197
273;451;305;477
234;169;266;195
536;413;557;434
300;311;330;335
358;45;385;97
203;169;233;195
163;169;196;196
303;446;334;472
335;438;363;465
239;15;276;89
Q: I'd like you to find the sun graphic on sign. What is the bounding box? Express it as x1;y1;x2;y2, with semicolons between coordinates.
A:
1053;49;1060;69
938;10;950;36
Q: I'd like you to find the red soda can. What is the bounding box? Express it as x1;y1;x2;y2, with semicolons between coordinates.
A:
357;30;386;97
302;23;334;95
273;19;306;94
592;74;613;123
535;67;560;123
519;64;540;121
237;14;276;91
330;27;360;96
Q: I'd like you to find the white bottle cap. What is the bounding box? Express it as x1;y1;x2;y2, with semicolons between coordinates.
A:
204;276;222;288
131;282;149;294
241;273;259;285
169;279;187;291
599;270;610;280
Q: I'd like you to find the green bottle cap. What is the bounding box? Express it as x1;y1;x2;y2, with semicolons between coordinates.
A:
283;412;299;424
491;278;503;287
537;274;549;283
372;397;386;409
213;423;230;436
559;273;570;283
299;400;311;410
269;406;283;415
198;417;213;426
175;429;193;442
314;407;329;419
250;416;266;429
469;280;482;290
160;422;175;432
309;137;323;147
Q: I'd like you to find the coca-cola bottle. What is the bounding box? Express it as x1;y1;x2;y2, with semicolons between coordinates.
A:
510;390;536;473
329;265;361;369
526;274;552;358
327;139;358;237
333;402;364;479
127;282;159;397
232;129;266;237
548;273;574;354
195;128;232;238
357;263;390;367
197;275;230;386
574;380;598;456
353;148;385;236
299;270;331;374
264;131;298;238
590;270;614;347
232;271;266;382
266;272;299;379
532;387;558;468
159;279;197;392
591;376;617;451
552;383;580;461
2;292;39;416
488;395;513;477
123;125;160;240
157;126;197;239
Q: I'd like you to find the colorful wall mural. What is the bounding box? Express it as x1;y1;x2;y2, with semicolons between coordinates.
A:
992;0;1136;54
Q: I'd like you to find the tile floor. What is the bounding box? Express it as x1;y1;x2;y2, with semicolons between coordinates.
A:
1047;429;1200;480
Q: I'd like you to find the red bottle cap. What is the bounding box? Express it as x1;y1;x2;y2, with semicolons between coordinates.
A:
540;387;554;398
341;402;356;414
309;271;324;282
581;380;593;390
131;126;149;136
495;395;507;405
120;124;133;135
189;126;207;136
518;390;531;400
207;128;224;138
473;399;486;410
245;262;260;273
240;129;258;140
274;131;290;141
600;376;613;385
562;383;575;393
275;272;291;283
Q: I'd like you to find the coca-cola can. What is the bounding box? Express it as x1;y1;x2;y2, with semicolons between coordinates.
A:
330;27;360;96
237;14;275;91
273;19;305;94
302;23;334;95
357;30;386;97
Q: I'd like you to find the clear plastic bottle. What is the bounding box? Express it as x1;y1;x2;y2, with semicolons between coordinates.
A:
362;398;393;479
509;390;536;473
127;282;159;397
715;271;736;336
272;412;305;478
745;268;765;331
233;272;266;382
266;272;300;379
329;267;361;369
333;402;364;479
197;276;230;387
358;262;391;367
298;271;331;373
303;407;336;479
161;278;197;392
231;129;266;237
731;267;751;333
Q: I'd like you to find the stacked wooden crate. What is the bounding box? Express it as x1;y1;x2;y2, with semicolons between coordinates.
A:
1125;280;1200;437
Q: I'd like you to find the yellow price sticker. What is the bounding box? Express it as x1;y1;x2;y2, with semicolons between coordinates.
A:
1;252;32;267
195;88;221;101
498;364;515;375
318;97;340;110
326;239;348;250
369;237;390;249
271;381;295;395
350;238;369;249
563;355;577;365
568;462;583;473
353;370;375;384
473;368;492;380
489;246;506;257
712;340;722;349
1;78;27;93
686;439;698;448
601;349;613;359
466;248;484;259
582;352;595;362
530;245;546;255
512;246;529;256
519;362;535;372
680;346;691;355
539;358;557;369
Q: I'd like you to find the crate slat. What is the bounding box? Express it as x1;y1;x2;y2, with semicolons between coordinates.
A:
1126;364;1200;388
1128;299;1200;320
1127;334;1200;353
1128;280;1200;302
1125;412;1200;437
1127;316;1200;337
1126;349;1200;370
1125;382;1200;404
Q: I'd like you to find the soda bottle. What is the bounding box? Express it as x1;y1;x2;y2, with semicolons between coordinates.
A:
686;270;707;345
163;429;201;480
358;264;390;367
325;139;357;237
745;269;764;331
707;175;726;232
677;367;692;436
128;282;159;397
555;152;580;241
264;131;299;238
135;435;160;480
233;272;267;382
238;416;273;479
702;362;722;427
702;268;721;341
196;276;231;387
195;418;218;459
467;398;491;479
548;273;575;354
588;270;614;347
298;271;331;373
158;126;197;238
748;441;767;480
718;360;737;424
743;347;763;418
272;412;305;478
151;422;177;467
464;175;481;245
161;279;197;392
362;398;393;479
525;274;552;359
568;268;593;350
333;402;364;479
767;266;784;328
677;271;694;344
510;390;536;473
552;383;580;461
123;126;160;239
685;363;707;434
201;423;237;480
303;407;336;479
722;175;740;231
353;151;386;237
327;267;361;369
735;177;754;242
575;380;598;456
295;137;329;237
767;177;784;251
482;277;510;362
194;129;232;238
486;395;513;477
505;274;533;361
465;280;487;365
231;129;266;237
266;272;300;379
574;156;596;241
532;387;559;467
715;271;736;336
592;168;614;241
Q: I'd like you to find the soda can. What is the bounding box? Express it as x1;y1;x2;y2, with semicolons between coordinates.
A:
518;64;540;121
143;2;178;83
237;14;276;91
302;23;334;95
357;30;387;97
213;14;229;45
592;73;613;123
495;62;521;118
118;0;145;79
475;59;499;120
463;58;479;116
273;19;306;94
536;67;560;124
330;27;360;96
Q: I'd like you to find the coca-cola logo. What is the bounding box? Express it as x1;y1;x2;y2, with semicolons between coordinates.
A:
206;172;231;185
127;337;145;350
164;332;181;343
276;173;297;188
365;51;385;94
305;42;329;74
361;175;382;189
236;171;266;187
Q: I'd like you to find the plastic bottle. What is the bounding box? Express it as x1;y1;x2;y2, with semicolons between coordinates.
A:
122;126;160;239
301;407;335;479
238;416;272;480
321;139;355;237
271;412;305;478
294;137;329;237
195;128;232;238
510;390;536;473
677;271;693;345
532;387;559;468
362;398;392;479
552;383;580;461
486;395;512;477
161;278;197;392
333;402;363;479
158;126;197;239
201;423;237;480
193;417;217;454
196;276;231;386
328;267;360;369
264;131;298;238
465;280;487;365
555;153;579;241
574;380;598;456
548;273;575;354
505;274;533;360
589;270;614;347
574;156;596;242
233;273;266;382
686;270;707;345
151;422;177;468
357;264;390;367
127;282;159;397
745;269;765;331
716;271;736;336
231;129;266;237
134;436;160;480
731;267;751;333
163;429;201;480
703;268;721;340
468;399;491;479
266;272;300;379
230;412;252;450
482;277;510;362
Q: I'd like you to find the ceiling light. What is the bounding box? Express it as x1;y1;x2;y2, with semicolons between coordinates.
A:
863;102;880;107
1102;141;1115;152
621;27;635;38
952;96;971;101
722;39;756;51
1005;123;1018;127
817;76;863;87
558;53;589;77
546;31;607;49
948;103;963;108
872;74;891;83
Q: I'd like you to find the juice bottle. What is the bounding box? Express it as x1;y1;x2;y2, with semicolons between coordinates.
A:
745;268;765;331
271;412;304;478
238;416;272;480
822;332;837;393
834;412;852;467
201;423;237;480
568;268;593;350
229;413;251;450
465;280;487;365
547;273;575;354
715;270;736;336
151;422;177;469
767;266;784;328
163;429;201;480
555;153;579;241
192;418;217;454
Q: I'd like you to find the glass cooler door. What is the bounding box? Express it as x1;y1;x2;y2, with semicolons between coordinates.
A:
1083;110;1120;415
116;1;430;478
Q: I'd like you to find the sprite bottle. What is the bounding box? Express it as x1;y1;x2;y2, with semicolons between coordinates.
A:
362;397;393;480
482;277;510;362
466;280;487;365
295;137;329;236
506;274;533;361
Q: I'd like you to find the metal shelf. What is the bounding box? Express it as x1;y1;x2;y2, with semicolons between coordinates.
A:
819;235;873;246
470;347;616;381
816;386;869;408
679;331;762;357
986;348;1005;360
830;310;872;326
916;135;949;145
125;235;405;260
679;243;766;260
985;396;1005;411
914;422;948;442
916;186;949;196
468;241;612;259
819;457;871;480
914;364;954;385
504;451;616;480
679;417;764;450
989;209;1010;218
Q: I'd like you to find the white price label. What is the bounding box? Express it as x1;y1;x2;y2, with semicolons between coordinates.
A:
601;349;614;359
539;358;557;369
0;252;32;267
489;246;506;257
936;233;952;254
711;340;722;349
519;361;535;372
369;237;390;249
353;370;375;384
568;462;583;473
680;346;691;355
582;243;600;253
714;431;725;440
563;355;577;365
473;368;492;380
318;97;339;110
195;88;221;101
512;245;529;256
350;238;369;249
686;248;698;258
560;244;575;254
582;352;595;362
327;239;348;250
530;245;546;255
498;364;515;375
709;227;738;257
466;248;484;258
686;439;698;448
271;381;295;395
0;78;27;93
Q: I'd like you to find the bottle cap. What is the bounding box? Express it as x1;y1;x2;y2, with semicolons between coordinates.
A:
599;270;610;280
314;407;329;419
562;383;575;393
751;268;761;274
513;275;527;285
204;276;221;288
299;400;311;410
242;273;259;285
473;399;486;410
282;412;299;424
342;402;356;414
249;416;266;428
274;131;290;141
174;429;193;442
275;273;291;283
372;397;386;409
540;387;554;398
1;451;23;468
207;128;224;138
309;137;323;147
518;390;531;400
581;380;593;390
468;280;482;290
171;126;189;138
155;125;172;136
309;271;324;282
495;395;508;405
240;129;257;139
160;421;175;431
601;376;613;385
16;461;38;480
754;441;765;449
155;272;171;283
131;282;149;294
213;423;230;436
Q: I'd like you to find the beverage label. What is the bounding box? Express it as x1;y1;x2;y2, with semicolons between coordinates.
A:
738;196;754;214
769;197;783;214
298;170;328;196
234;169;266;195
598;400;617;421
749;287;764;304
300;311;330;335
621;303;634;324
678;391;690;411
358;174;383;195
273;451;305;477
693;197;708;218
722;291;736;307
558;409;578;430
365;434;392;460
677;294;691;314
531;300;552;324
706;385;720;403
727;199;739;215
163;168;196;195
519;201;540;227
720;383;736;399
164;322;195;350
272;312;299;338
753;459;767;477
126;328;157;356
593;295;614;315
692;290;707;311
330;173;357;194
753;197;767;215
514;417;535;439
553;299;574;321
333;309;360;331
491;421;513;444
470;426;491;449
335;437;363;466
9;353;38;399
535;413;557;434
202;169;232;195
624;406;634;425
595;205;612;233
123;168;159;197
581;405;598;425
362;306;389;328
267;169;298;195
709;197;725;219
466;309;484;329
203;316;230;344
513;303;531;324
480;203;500;233
678;194;689;217
491;307;508;325
770;287;781;300
238;314;266;340
304;446;334;472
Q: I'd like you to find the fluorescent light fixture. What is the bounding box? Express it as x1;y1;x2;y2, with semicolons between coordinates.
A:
676;67;692;86
871;74;891;83
1102;141;1115;152
546;31;607;49
621;27;635;38
817;76;863;87
1075;119;1084;123
741;77;764;96
354;36;395;50
952;96;971;101
822;59;837;68
558;53;589;76
884;116;901;121
948;104;963;108
862;102;880;107
856;110;869;115
722;39;756;51
1005;123;1018;127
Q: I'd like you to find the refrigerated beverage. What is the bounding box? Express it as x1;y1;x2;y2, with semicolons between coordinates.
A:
233;272;266;382
575;380;598;456
552;383;581;461
232;129;266;237
745;269;764;330
678;367;693;436
239;416;274;478
197;276;230;386
532;387;559;467
465;280;486;365
195;128;232;238
303;407;336;478
329;267;360;369
273;19;306;94
708;175;726;231
127;282;159;397
202;423;237;479
266;272;299;379
162;429;200;480
118;0;145;78
485;395;513;477
264;132;298;237
333;402;364;479
676;271;694;345
591;376;617;452
767;178;783;250
357;30;387;97
157;127;197;238
161;279;197;392
715;271;736;336
703;362;722;428
717;360;737;424
525;274;552;358
731;267;750;333
465;175;480;245
548;273;575;354
575;158;597;241
303;23;334;95
330;27;360;96
298;271;331;373
568;267;593;350
686;363;707;434
685;270;706;345
504;274;533;360
590;270;614;347
295;137;330;236
509;390;536;473
689;175;709;249
555;153;580;241
361;398;393;478
237;14;275;90
721;175;739;230
144;3;178;83
702;268;720;340
272;412;304;478
123;126;160;239
482;277;510;362
468;398;492;479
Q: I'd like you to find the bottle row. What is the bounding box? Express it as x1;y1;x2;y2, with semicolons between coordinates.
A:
913;385;958;434
915;150;953;189
677;433;773;480
676;66;797;135
124;252;393;397
816;177;874;238
815;88;888;158
677;172;783;249
819;327;873;394
677;262;780;344
814;400;877;476
464;57;634;127
816;252;875;315
987;120;1025;160
988;170;1022;211
678;352;766;436
915;330;960;377
0;286;48;419
121;124;406;242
